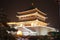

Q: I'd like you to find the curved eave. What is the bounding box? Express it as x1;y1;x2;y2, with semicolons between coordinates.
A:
17;8;47;16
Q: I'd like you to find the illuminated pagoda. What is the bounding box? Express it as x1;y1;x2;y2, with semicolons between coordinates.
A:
7;7;59;36
16;8;48;27
7;3;58;36
7;8;58;36
15;8;57;36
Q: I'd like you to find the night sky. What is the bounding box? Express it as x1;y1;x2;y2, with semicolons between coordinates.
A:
0;0;59;30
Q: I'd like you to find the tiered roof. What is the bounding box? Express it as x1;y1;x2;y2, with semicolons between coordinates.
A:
17;8;47;22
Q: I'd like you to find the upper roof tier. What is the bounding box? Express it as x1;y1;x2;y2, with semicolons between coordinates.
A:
16;12;47;21
17;8;47;16
17;8;47;21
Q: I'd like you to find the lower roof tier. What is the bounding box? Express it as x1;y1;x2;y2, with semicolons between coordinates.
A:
7;20;48;27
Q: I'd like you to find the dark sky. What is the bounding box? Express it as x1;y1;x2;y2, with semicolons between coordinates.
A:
0;0;59;30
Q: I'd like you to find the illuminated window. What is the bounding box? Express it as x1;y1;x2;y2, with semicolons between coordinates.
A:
24;23;31;26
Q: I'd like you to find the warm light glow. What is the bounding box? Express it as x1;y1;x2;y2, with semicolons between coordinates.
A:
7;20;48;27
17;31;23;36
18;20;48;27
7;22;17;24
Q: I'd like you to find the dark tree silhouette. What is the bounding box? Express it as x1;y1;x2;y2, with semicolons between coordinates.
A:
0;8;16;40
